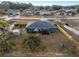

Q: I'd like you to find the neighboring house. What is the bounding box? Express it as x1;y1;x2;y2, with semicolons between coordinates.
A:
15;20;28;28
0;9;6;15
22;9;34;16
55;8;77;16
5;9;14;16
51;11;57;15
62;8;77;16
22;8;53;16
5;9;20;16
15;10;21;15
74;14;79;17
39;10;52;16
26;19;57;33
64;9;77;12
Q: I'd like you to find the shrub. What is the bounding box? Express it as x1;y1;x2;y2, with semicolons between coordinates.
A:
23;35;47;52
0;19;8;26
0;33;15;55
61;45;78;55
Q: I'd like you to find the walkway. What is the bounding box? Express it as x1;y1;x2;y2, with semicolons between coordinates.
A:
63;25;79;36
57;24;79;49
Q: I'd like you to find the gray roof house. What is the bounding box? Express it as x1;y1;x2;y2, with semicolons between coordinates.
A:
26;19;57;33
5;9;20;16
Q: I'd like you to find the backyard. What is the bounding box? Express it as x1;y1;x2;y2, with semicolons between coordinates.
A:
0;28;78;57
0;18;79;57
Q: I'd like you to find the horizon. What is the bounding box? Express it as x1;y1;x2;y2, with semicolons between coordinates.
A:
0;1;79;6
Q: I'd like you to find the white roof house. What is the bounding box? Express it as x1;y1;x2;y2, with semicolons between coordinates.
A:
22;9;34;16
39;10;51;16
63;8;77;12
12;29;21;35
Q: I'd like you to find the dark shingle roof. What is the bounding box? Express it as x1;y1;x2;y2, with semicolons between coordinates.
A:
26;20;56;29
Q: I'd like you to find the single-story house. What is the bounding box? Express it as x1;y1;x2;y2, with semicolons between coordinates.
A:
22;9;34;16
15;20;29;28
26;19;57;33
5;9;20;16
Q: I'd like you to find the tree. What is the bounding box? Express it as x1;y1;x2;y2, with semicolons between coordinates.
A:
28;3;33;7
76;9;79;13
52;5;63;10
39;6;44;10
0;1;10;9
0;19;8;26
0;1;33;10
45;6;50;9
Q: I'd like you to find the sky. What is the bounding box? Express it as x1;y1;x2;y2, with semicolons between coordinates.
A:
21;1;79;6
0;0;79;6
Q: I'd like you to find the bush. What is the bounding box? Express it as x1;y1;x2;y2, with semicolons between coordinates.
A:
23;35;47;52
61;45;78;55
0;19;8;26
0;39;15;53
0;33;16;55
